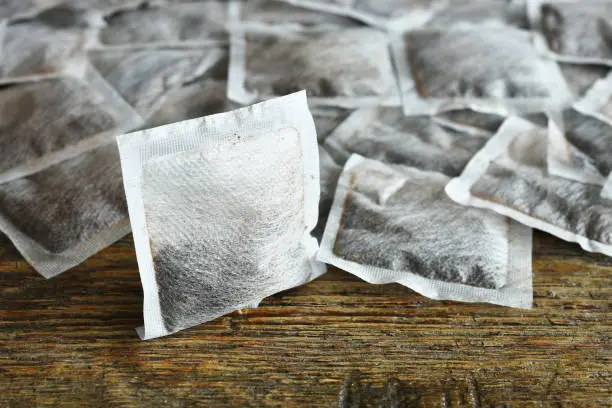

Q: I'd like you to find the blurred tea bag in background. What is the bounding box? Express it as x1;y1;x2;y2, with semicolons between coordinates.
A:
98;2;228;47
529;0;612;65
318;155;533;308
228;25;399;107
391;24;573;115
426;0;529;29
315;144;342;241
89;47;224;119
324;107;494;177
446;116;612;257
0;142;130;278
117;91;324;339
0;62;142;183
0;0;62;21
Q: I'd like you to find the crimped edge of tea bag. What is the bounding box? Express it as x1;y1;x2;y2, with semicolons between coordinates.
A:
390;26;573;116
227;22;402;108
446;115;612;257
527;0;612;67
117;90;325;340
0;59;144;184
0;141;131;278
318;154;532;308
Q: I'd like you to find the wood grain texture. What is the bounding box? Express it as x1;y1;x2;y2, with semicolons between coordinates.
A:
0;231;610;407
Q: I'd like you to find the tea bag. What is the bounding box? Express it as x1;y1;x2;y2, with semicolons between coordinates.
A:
0;18;96;83
391;24;573;115
98;2;228;47
117;91;324;339
0;63;143;184
318;155;533;308
324;107;494;177
228;25;399;107
310;105;353;143
147;79;232;127
446;116;612;256
547;74;612;186
89;47;224;119
426;0;529;29
228;0;360;29
558;63;611;97
529;0;612;65
0;142;130;278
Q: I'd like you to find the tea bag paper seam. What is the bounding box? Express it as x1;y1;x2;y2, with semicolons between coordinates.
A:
319;154;533;309
445;116;612;256
117;91;324;340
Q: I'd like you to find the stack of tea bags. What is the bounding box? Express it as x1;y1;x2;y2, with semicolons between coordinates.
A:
1;0;611;339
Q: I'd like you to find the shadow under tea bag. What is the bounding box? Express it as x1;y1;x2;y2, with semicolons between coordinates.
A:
89;47;224;119
529;0;612;66
318;155;532;308
324;107;493;177
0;142;130;278
446;116;612;256
228;25;399;107
391;24;572;115
117;91;324;339
0;63;142;184
98;2;228;48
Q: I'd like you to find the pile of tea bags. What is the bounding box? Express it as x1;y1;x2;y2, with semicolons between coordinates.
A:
1;0;611;339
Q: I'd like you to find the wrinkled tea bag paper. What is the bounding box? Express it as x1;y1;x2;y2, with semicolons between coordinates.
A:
117;91;325;339
283;0;445;29
228;25;400;107
228;0;360;29
98;2;228;48
547;74;612;187
324;107;494;177
529;0;612;66
391;24;573;115
0;142;130;278
89;47;224;119
446;116;612;257
0;63;142;184
426;0;529;29
318;155;533;308
0;19;96;83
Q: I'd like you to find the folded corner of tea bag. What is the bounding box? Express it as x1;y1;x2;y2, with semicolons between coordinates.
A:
117;91;325;339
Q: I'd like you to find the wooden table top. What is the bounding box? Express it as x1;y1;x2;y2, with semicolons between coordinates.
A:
0;231;610;407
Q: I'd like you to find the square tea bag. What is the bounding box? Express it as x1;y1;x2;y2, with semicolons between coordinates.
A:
0;142;130;278
117;91;325;339
446;116;612;257
0;62;142;184
391;24;572;115
318;155;532;308
228;25;399;107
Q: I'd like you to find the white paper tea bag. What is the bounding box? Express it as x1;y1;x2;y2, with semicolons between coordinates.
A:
228;25;400;107
529;0;612;66
547;74;612;186
117;91;325;339
98;2;228;48
446;116;612;257
324;107;494;177
391;24;573;115
319;155;532;308
0;62;143;184
89;47;224;119
427;0;529;29
0;142;130;278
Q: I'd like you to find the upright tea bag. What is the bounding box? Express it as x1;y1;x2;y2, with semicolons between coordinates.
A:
529;0;612;66
391;24;572;115
117;91;325;339
324;107;494;177
98;2;228;47
0;62;143;184
547;74;612;186
446;116;612;257
89;47;224;119
426;0;529;29
228;25;399;107
0;142;130;278
318;155;532;308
